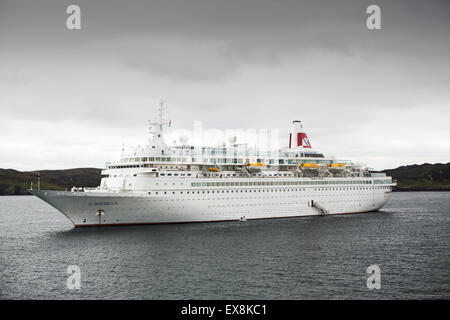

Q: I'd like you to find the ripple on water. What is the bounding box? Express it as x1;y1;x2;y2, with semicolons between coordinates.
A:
0;193;449;299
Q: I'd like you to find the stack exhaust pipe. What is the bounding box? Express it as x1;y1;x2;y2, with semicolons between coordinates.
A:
289;120;312;149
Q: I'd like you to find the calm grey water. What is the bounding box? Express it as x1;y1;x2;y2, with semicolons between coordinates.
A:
0;192;449;299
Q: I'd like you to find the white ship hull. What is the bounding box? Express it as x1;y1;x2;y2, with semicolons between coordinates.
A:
31;182;394;227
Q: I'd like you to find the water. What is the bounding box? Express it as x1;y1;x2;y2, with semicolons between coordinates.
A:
0;192;449;299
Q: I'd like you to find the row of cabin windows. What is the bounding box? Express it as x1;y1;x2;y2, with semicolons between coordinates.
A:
201;173;293;178
147;186;390;195
129;172;301;178
191;180;377;187
122;156;325;164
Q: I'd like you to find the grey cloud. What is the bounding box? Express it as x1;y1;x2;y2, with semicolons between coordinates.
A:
0;0;449;170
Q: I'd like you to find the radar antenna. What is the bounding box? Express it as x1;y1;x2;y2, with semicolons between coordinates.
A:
157;100;171;127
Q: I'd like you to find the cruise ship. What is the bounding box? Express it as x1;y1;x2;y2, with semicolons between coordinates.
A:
31;106;396;227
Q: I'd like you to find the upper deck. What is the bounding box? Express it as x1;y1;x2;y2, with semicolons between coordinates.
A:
102;105;374;181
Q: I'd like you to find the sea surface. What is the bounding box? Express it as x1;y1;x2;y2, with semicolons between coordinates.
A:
0;192;449;299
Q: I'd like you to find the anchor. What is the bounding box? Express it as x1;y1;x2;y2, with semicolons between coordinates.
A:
95;210;105;225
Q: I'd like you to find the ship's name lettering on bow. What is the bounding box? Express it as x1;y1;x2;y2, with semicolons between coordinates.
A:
88;202;118;206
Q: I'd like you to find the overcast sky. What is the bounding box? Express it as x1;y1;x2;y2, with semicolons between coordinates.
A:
0;0;449;171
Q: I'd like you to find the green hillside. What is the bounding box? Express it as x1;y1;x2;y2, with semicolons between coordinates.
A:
381;162;450;191
0;168;102;195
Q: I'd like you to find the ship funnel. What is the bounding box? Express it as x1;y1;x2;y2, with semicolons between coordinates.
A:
289;120;312;149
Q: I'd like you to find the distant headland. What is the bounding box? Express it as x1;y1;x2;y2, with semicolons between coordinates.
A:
0;168;101;195
1;163;449;195
380;163;450;191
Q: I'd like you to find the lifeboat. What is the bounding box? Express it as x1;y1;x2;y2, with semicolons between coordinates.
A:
328;163;346;174
300;163;320;174
329;163;345;168
245;162;267;167
244;162;267;171
300;163;319;169
209;167;220;172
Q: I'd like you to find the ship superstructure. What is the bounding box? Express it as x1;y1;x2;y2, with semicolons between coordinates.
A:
31;105;395;227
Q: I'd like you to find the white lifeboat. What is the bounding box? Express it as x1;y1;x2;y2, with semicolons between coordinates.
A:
244;162;267;171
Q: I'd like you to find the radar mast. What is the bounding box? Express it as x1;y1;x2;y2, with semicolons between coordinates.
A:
148;100;171;149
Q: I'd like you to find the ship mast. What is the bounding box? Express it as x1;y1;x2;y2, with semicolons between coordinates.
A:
158;100;165;126
148;100;171;149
